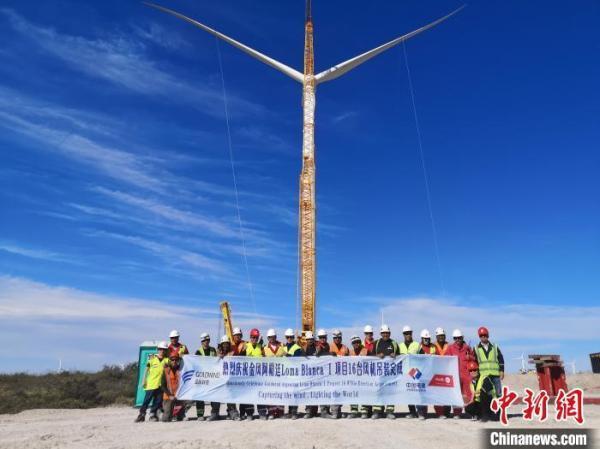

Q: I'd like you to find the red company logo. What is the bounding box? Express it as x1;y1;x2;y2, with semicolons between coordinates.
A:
428;374;454;388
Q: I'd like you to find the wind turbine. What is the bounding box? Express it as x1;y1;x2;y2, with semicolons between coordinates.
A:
145;1;464;335
568;360;577;375
514;353;527;374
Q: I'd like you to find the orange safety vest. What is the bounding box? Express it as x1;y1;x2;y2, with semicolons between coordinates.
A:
419;344;438;355
232;340;246;355
163;365;179;400
331;342;349;356
264;342;285;357
435;342;449;355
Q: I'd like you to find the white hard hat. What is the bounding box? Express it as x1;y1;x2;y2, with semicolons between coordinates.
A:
350;335;361;343
267;328;277;337
232;327;242;336
169;330;180;338
200;332;210;342
435;327;445;336
402;325;412;333
157;341;168;350
284;328;295;337
420;329;431;339
220;335;230;343
332;329;342;337
305;331;315;340
452;329;463;338
363;325;373;333
380;324;390;333
317;329;327;337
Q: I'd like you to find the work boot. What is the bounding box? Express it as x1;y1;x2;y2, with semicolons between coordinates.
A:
405;413;415;419
418;414;426;421
386;413;396;420
347;412;358;419
207;414;218;422
438;414;447;419
361;413;369;419
259;415;268;421
453;414;461;420
321;411;332;419
267;415;275;420
149;414;159;422
371;412;382;420
291;413;298;420
304;412;314;419
134;414;145;423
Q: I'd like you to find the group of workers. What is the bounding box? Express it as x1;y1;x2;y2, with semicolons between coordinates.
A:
135;325;503;423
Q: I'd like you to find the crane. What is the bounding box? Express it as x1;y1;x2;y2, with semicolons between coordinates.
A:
145;1;463;336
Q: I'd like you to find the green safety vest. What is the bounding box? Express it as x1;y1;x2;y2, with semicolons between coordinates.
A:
399;341;420;355
245;343;263;357
284;343;302;356
476;344;501;377
196;346;216;356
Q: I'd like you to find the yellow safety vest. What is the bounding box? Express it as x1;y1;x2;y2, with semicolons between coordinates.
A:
245;343;263;357
145;355;168;390
283;343;302;356
399;341;420;354
476;344;501;377
196;346;216;356
472;375;497;402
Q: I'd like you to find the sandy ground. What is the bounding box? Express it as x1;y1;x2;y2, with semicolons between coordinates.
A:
1;374;598;449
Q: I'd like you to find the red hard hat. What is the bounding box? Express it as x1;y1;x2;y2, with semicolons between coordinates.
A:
478;326;489;337
250;328;260;337
468;361;479;371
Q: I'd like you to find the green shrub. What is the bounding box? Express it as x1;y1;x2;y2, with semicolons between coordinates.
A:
0;362;138;414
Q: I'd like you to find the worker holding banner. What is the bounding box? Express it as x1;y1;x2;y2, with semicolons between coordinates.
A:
244;328;267;420
264;329;285;419
282;328;303;419
348;335;369;418
372;324;399;420
193;333;220;421
399;325;420;418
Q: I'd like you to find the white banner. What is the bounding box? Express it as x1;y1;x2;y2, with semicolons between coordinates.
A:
177;354;463;406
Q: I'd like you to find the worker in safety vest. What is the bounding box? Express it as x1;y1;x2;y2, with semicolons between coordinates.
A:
168;330;189;357
363;325;375;354
244;328;267;420
348;335;369;419
162;353;184;422
371;324;399;420
303;331;319;419
463;361;499;422
264;328;285;419
283;328;303;419
416;329;438;420
217;335;240;420
315;329;336;418
231;327;246;355
446;328;474;418
328;329;348;418
475;326;504;397
399;325;420;418
135;341;169;422
194;333;220;421
433;327;451;418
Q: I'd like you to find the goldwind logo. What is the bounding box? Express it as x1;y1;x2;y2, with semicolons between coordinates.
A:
181;370;195;383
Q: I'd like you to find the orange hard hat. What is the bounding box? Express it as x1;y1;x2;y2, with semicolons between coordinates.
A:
468;361;479;371
250;328;260;337
478;326;489;337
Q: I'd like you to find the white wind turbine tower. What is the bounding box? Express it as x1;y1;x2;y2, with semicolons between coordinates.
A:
569;360;577;375
514;353;527;374
146;1;464;336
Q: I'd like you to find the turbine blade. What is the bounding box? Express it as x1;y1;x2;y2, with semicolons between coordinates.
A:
315;5;465;85
144;2;304;83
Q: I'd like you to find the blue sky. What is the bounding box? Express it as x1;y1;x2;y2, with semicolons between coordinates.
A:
0;0;598;373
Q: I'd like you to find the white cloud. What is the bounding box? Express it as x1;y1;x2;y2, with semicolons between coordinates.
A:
1;9;264;118
0;243;68;263
0;276;278;371
93;187;237;238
